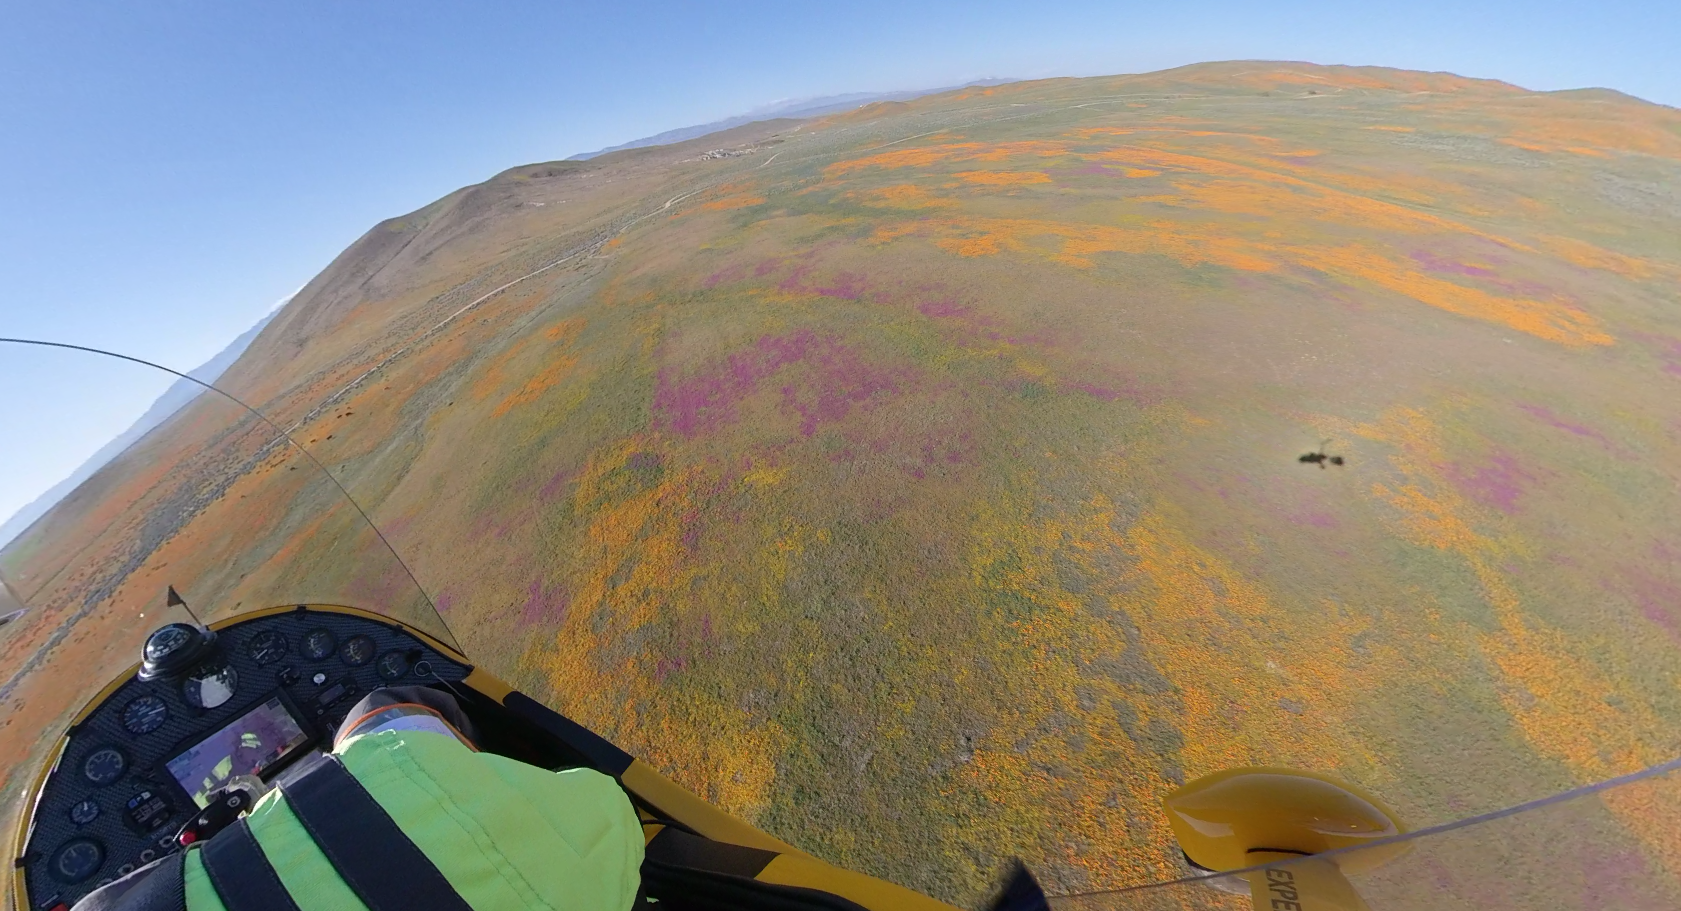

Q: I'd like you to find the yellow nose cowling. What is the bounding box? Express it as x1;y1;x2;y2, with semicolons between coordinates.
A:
1163;767;1409;876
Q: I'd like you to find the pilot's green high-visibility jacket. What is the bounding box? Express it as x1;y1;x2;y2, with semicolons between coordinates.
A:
182;727;644;911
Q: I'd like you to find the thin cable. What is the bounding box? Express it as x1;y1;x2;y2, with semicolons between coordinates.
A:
0;337;458;650
1066;752;1681;900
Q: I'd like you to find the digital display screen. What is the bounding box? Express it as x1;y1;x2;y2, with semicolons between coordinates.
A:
166;696;310;807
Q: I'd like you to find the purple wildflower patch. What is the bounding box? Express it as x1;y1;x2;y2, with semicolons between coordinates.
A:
1063;375;1156;405
1517;404;1612;447
918;299;972;319
1410;250;1498;277
1444;450;1536;514
703;263;748;289
1288;509;1340;528
1631;332;1681;378
1625;567;1681;643
778;265;869;300
680;509;702;553
540;465;577;502
654;654;687;683
521;578;571;626
654;331;820;436
779;341;900;436
654;330;902;437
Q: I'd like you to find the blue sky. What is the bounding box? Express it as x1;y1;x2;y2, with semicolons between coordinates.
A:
0;0;1676;524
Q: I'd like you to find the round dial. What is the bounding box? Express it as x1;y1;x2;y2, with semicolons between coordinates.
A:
83;747;126;786
339;635;375;667
301;628;336;661
143;625;193;662
182;665;238;709
121;695;168;735
52;838;103;883
139;623;216;680
246;630;288;666
375;650;410;681
68;799;100;826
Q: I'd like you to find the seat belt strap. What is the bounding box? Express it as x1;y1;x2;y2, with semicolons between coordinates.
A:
281;755;475;911
198;818;301;911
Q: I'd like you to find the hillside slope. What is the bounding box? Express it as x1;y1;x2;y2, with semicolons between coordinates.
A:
567;79;1017;160
0;307;281;547
6;61;1681;906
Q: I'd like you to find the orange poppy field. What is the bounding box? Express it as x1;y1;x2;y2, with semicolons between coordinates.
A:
4;61;1680;907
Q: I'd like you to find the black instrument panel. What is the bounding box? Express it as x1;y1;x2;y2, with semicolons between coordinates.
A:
19;607;469;911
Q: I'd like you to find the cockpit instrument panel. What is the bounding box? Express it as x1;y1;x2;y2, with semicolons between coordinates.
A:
16;606;469;911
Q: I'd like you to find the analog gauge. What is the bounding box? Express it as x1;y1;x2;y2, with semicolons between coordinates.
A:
69;799;100;826
182;665;238;710
375;650;410;681
246;630;288;666
83;747;126;786
121;696;168;735
51;838;104;884
138;623;215;680
339;635;375;667
301;628;336;661
143;625;192;662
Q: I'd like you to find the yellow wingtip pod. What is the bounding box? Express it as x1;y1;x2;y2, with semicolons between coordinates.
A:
1164;768;1410;911
1163;767;1409;875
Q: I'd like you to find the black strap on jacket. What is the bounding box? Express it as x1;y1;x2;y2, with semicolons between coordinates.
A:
281;755;475;911
198;818;301;911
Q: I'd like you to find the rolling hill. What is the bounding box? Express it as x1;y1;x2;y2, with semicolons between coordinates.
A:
5;61;1681;907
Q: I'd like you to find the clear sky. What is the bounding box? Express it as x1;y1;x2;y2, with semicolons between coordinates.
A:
0;0;1676;525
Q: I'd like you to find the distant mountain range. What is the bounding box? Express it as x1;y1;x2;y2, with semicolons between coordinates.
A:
0;305;284;548
568;79;1017;160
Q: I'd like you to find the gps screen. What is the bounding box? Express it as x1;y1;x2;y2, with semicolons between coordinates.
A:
165;695;310;807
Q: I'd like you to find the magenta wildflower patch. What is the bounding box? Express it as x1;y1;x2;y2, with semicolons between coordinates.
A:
703;263;748;288
918;298;972;319
1631;333;1681;378
521;578;571;626
1287;509;1340;528
1410;250;1498;277
1444;450;1537;514
654;654;688;683
1622;563;1681;644
778;265;869;300
654;330;903;438
1517;404;1612;448
540;465;578;502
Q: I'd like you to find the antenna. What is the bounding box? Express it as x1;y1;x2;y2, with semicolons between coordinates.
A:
166;585;205;627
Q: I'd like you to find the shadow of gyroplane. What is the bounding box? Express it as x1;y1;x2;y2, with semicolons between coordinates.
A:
1299;439;1345;469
